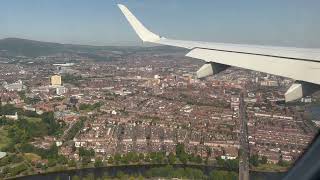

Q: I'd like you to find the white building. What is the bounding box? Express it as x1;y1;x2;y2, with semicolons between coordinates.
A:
3;80;24;91
260;80;278;87
154;75;161;79
56;86;67;95
3;112;18;120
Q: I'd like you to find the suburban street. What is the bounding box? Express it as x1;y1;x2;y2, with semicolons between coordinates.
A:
239;91;250;180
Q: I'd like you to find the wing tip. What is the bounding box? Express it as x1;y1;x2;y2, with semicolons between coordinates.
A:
117;3;161;42
117;4;125;9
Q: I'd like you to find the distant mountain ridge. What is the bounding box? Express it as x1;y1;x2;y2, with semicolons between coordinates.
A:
0;38;67;57
0;38;186;57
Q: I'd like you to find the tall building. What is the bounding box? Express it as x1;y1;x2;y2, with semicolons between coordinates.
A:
51;75;62;86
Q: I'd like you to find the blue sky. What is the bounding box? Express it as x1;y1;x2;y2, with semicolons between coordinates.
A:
0;0;319;47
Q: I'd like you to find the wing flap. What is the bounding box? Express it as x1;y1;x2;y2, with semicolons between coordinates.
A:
186;48;320;85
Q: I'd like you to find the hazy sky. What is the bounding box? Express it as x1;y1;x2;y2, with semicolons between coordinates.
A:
0;0;319;47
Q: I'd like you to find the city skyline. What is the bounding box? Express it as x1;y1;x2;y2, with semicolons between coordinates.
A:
0;0;320;47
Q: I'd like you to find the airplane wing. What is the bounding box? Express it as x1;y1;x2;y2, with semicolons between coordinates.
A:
118;4;320;102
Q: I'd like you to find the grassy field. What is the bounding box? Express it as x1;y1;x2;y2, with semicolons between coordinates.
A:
24;153;41;162
23;116;42;123
0;127;10;150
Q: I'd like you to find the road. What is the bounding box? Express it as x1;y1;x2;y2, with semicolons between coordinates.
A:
239;91;250;180
60;120;77;141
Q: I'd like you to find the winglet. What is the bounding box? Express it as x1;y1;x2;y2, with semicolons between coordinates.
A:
117;4;162;42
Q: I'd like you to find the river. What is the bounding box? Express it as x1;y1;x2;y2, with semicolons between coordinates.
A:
15;164;286;180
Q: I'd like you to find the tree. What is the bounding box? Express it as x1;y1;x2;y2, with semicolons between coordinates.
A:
168;152;176;164
179;152;188;164
57;155;67;165
195;155;202;164
9;163;28;176
114;153;121;164
0;104;18;115
8;154;23;164
8;124;29;144
176;143;185;156
79;102;102;111
225;159;239;171
107;156;114;164
68;159;76;167
216;157;239;170
120;154;129;164
0;117;13;126
249;154;260;167
89;148;95;156
94;157;104;167
175;143;189;164
138;153;144;161
278;155;290;167
132;152;139;163
79;147;95;158
206;146;212;157
144;154;150;162
127;152;139;163
48;144;59;159
48;159;57;167
65;118;85;141
189;153;197;162
82;156;91;166
1;166;9;175
261;156;268;164
42;112;60;136
149;152;165;164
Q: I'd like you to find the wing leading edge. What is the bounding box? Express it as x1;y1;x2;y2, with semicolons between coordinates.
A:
117;4;320;102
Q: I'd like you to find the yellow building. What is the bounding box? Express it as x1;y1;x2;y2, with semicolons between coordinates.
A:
51;75;62;86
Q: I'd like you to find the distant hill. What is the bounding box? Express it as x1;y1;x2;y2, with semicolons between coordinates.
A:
0;38;67;57
0;38;186;58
